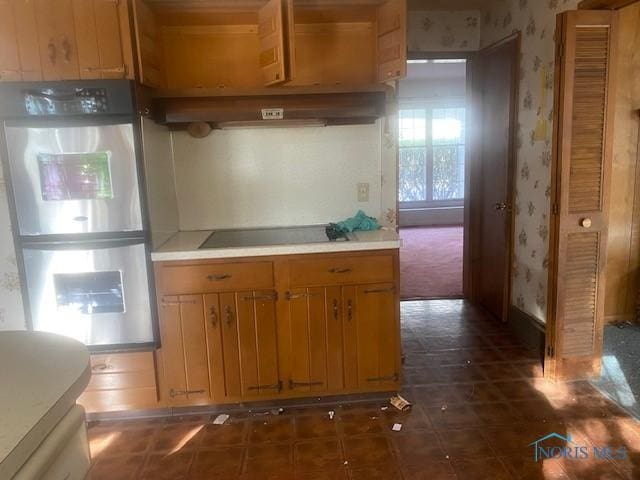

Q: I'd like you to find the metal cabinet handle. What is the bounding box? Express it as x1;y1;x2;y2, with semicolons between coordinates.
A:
363;287;396;294
207;274;231;281
209;306;218;327
347;299;353;321
366;373;399;383
162;299;197;306
333;299;339;320
170;388;206;398
289;379;323;389
248;381;282;392
48;40;57;65
82;64;126;75
225;305;233;327
242;293;278;302
286;291;320;300
329;267;351;274
91;363;110;371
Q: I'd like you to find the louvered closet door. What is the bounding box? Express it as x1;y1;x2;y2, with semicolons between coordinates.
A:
546;10;618;381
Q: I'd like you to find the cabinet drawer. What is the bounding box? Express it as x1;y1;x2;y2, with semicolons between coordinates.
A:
78;387;158;413
89;351;155;374
289;254;394;287
157;261;274;294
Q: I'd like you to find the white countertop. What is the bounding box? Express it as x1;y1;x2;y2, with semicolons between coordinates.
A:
0;331;90;479
152;228;402;261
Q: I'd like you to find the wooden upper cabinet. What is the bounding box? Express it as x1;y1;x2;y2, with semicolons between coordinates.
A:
72;0;134;79
545;10;619;381
35;0;79;80
1;0;134;82
0;0;22;81
258;0;288;86
132;0;164;87
376;0;407;82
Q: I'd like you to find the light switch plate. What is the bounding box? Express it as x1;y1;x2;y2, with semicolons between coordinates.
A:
357;183;370;202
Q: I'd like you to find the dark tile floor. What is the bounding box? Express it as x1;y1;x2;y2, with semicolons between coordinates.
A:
88;300;640;479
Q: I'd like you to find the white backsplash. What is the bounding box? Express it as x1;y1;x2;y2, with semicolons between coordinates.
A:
171;122;383;231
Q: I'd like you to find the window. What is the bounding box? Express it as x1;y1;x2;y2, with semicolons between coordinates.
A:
399;106;465;207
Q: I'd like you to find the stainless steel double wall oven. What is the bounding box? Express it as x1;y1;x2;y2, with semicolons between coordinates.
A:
0;80;157;351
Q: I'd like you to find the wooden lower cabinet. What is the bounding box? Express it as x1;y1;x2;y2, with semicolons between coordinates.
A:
159;295;212;406
154;250;400;407
285;282;399;396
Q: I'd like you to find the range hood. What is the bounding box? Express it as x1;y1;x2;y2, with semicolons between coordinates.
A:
149;85;391;129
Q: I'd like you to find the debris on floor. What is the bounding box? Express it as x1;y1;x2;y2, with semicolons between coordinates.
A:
391;423;402;432
390;394;412;411
270;408;284;416
328;410;335;420
211;414;229;425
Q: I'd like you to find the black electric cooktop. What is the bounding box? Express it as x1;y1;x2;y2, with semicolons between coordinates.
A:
199;225;348;249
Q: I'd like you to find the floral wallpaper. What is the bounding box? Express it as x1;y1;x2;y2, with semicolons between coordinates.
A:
0;169;25;330
408;10;481;52
480;0;578;322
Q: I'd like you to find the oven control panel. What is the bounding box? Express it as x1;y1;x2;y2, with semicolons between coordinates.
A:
24;87;109;115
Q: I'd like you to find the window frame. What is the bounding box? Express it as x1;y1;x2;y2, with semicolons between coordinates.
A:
398;98;466;209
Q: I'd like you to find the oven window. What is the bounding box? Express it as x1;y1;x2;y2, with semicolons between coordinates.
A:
38;152;114;201
54;271;125;315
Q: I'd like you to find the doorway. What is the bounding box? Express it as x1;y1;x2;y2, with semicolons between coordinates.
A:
397;56;468;300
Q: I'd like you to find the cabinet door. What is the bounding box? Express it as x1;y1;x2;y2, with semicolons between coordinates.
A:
132;0;163;87
72;0;132;79
236;290;282;397
159;295;211;405
0;0;20;81
0;0;41;81
35;0;80;80
376;0;406;82
204;293;227;401
345;284;399;389
287;287;328;393
258;0;288;86
325;286;345;391
218;292;243;399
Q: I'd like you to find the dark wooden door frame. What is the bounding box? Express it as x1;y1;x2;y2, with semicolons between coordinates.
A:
465;32;521;320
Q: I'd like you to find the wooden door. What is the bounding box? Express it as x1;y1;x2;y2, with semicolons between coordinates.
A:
354;284;399;389
35;0;79;80
0;0;42;81
258;0;288;86
236;290;282;397
376;0;407;82
473;35;519;322
72;0;133;79
159;295;211;405
545;10;619;380
286;288;328;393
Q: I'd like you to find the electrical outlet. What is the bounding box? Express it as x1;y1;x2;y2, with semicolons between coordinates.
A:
357;183;370;202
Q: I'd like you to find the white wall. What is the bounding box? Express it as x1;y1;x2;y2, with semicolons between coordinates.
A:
171;122;383;230
141;118;179;248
